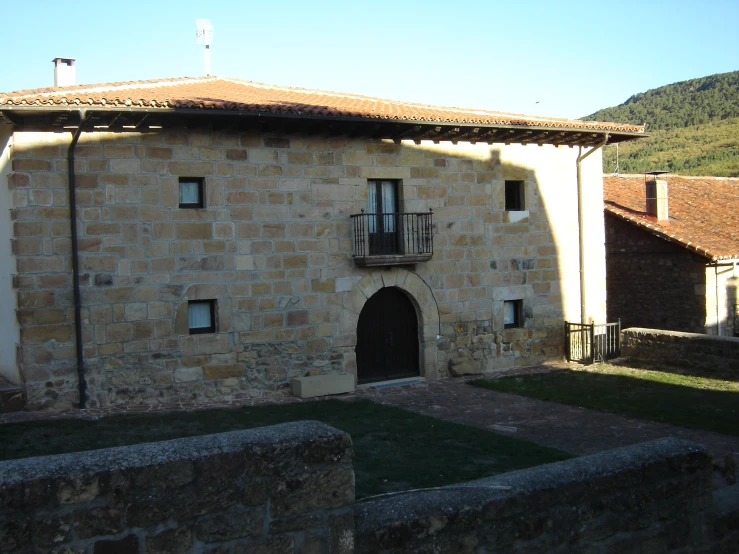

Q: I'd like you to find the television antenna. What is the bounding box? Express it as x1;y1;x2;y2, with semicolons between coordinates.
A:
195;19;214;76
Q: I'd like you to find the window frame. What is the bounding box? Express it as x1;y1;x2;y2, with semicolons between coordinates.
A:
179;177;205;209
188;299;216;334
503;299;523;329
504;180;525;212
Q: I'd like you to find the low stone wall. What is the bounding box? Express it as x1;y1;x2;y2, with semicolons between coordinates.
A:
622;327;739;374
0;421;354;554
355;438;717;553
3;427;736;553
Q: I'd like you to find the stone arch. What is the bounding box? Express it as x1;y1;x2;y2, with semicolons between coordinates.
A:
337;268;440;383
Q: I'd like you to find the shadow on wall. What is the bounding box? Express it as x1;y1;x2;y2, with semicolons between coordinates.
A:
7;127;597;409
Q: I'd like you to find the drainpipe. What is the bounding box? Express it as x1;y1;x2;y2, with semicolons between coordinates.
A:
68;110;88;408
576;134;609;324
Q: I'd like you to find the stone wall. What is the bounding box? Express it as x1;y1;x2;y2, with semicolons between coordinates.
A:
622;327;739;374
3;429;737;554
355;438;721;554
7;129;607;409
605;213;708;333
0;420;354;554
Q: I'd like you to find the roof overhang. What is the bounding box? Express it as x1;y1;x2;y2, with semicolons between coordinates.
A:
0;106;646;147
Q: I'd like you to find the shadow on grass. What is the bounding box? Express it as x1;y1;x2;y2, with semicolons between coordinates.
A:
610;355;739;383
0;399;570;499
470;367;739;437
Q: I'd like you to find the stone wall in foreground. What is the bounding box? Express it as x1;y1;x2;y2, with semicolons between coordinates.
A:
622;327;739;374
3;426;736;553
0;421;354;554
355;438;725;554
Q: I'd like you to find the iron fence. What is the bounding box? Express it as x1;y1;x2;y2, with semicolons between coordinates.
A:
351;211;433;257
565;320;621;364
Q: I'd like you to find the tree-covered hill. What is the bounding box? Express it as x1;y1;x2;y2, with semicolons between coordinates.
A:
583;71;739;176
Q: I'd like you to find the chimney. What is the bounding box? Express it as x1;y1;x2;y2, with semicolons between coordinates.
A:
52;58;76;87
645;171;669;221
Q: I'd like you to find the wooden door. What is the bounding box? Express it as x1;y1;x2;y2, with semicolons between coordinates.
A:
356;287;419;384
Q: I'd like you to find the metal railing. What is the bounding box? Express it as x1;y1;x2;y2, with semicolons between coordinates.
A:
565;320;621;364
351;210;434;257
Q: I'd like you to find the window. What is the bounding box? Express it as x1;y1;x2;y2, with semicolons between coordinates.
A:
367;180;399;254
503;300;522;328
505;180;524;211
188;300;216;334
179;177;204;208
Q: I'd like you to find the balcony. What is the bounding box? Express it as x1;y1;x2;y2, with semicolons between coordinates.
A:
351;210;434;267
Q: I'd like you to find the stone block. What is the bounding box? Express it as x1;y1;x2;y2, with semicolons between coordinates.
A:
175;367;203;382
291;373;355;399
204;364;243;379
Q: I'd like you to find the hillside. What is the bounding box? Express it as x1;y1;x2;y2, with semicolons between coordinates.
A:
583;71;739;177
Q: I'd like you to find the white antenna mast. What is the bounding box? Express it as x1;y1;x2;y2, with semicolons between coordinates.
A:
195;19;214;76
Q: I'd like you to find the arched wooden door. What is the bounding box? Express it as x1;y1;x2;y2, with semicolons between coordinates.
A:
356;287;419;384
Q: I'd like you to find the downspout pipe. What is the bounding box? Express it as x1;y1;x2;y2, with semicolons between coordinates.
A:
68;110;88;409
576;134;609;324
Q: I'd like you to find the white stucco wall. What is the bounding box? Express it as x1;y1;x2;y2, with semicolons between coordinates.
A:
0;123;20;383
705;262;738;336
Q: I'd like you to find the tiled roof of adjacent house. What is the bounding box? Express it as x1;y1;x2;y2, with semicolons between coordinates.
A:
0;76;644;134
604;174;739;261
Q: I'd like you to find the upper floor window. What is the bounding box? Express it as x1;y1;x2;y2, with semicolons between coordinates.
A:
179;177;205;208
505;180;524;211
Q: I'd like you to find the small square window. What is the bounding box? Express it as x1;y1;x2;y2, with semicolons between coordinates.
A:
179;177;204;208
188;300;216;334
503;300;522;329
505;180;524;211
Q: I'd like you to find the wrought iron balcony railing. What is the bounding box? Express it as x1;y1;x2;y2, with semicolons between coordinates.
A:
350;210;433;266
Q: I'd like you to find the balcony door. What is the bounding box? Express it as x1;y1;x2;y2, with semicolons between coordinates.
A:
368;180;399;255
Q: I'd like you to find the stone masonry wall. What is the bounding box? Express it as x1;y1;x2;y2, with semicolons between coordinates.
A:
605;213;708;333
622;327;739;374
356;438;719;554
0;420;354;554
8;129;604;409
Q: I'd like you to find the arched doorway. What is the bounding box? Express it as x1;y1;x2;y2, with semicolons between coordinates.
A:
356;287;419;384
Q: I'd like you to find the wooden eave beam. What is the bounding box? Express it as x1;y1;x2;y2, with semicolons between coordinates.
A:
523;131;553;145
393;125;425;141
504;129;534;144
433;127;467;143
414;125;443;142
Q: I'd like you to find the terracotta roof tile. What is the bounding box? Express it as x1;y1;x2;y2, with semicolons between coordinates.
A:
0;76;644;134
604;174;739;261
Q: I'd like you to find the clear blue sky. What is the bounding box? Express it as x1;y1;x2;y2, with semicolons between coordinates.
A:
3;0;737;119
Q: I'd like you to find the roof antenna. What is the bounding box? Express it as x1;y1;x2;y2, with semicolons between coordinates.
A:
195;19;214;76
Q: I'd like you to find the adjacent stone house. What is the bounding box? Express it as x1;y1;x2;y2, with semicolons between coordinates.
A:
604;173;739;336
0;72;644;410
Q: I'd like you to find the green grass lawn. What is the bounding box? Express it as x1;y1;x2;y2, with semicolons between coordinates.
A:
471;364;739;436
0;399;570;499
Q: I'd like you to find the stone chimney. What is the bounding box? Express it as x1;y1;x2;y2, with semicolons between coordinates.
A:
52;58;76;87
645;171;669;221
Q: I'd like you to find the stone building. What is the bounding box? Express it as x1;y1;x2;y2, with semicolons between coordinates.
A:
0;74;644;410
604;173;739;336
